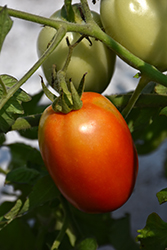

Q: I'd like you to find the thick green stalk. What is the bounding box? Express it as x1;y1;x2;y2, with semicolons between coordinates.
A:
80;0;94;23
122;76;150;118
51;210;69;250
0;26;66;110
1;5;167;88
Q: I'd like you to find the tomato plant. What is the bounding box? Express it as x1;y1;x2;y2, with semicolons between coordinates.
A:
1;0;167;249
37;4;116;93
100;0;167;71
38;92;138;213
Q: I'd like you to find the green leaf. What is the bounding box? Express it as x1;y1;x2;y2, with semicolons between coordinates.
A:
134;114;167;154
0;6;13;52
4;199;22;221
154;84;167;96
7;142;44;171
0;199;23;229
75;238;98;250
19;174;60;215
6;167;41;185
156;188;167;205
137;213;167;250
61;0;75;22
0;201;14;217
22;90;47;116
16;90;47;140
107;92;167;112
0;175;59;229
160;106;167;116
0;75;31;133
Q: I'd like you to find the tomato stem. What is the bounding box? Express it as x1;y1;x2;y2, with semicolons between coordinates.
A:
122;75;150;118
1;6;167;88
51;35;87;113
80;0;94;24
0;26;66;110
60;195;83;241
51;201;69;249
62;35;86;73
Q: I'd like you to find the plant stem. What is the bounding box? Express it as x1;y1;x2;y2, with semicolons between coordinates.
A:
60;195;83;240
122;75;150;118
1;5;167;88
51;207;69;250
80;0;93;23
0;26;66;110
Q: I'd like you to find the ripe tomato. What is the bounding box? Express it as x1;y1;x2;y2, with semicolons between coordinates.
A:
37;5;116;93
100;0;167;71
38;92;138;213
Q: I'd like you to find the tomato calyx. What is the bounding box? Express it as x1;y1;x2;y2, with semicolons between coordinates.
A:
61;2;86;24
41;70;86;114
52;71;86;113
41;35;87;114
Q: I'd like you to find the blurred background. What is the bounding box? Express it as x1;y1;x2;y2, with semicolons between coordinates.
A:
0;1;167;249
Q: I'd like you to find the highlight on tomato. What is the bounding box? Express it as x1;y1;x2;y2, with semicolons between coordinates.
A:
38;92;138;213
37;4;116;93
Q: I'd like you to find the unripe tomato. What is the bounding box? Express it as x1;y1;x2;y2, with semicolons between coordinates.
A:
37;6;116;93
38;92;138;213
100;0;167;71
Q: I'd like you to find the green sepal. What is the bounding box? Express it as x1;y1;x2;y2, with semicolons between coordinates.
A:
57;70;73;105
77;73;87;98
69;80;83;110
62;0;75;23
40;76;56;102
52;91;72;114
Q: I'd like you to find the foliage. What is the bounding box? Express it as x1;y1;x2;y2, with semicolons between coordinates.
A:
0;1;167;249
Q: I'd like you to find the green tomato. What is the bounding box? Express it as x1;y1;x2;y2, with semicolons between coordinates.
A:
37;5;116;93
100;0;167;71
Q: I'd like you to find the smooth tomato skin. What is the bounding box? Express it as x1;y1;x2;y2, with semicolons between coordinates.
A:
37;9;116;93
100;0;167;71
38;92;138;213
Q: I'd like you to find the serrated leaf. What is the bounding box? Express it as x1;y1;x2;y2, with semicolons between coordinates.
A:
137;213;167;250
4;199;22;220
75;238;98;250
7;142;44;171
0;175;59;229
0;6;13;52
6;167;41;185
0;75;31;133
19;175;60;215
0;199;23;230
156;188;167;205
